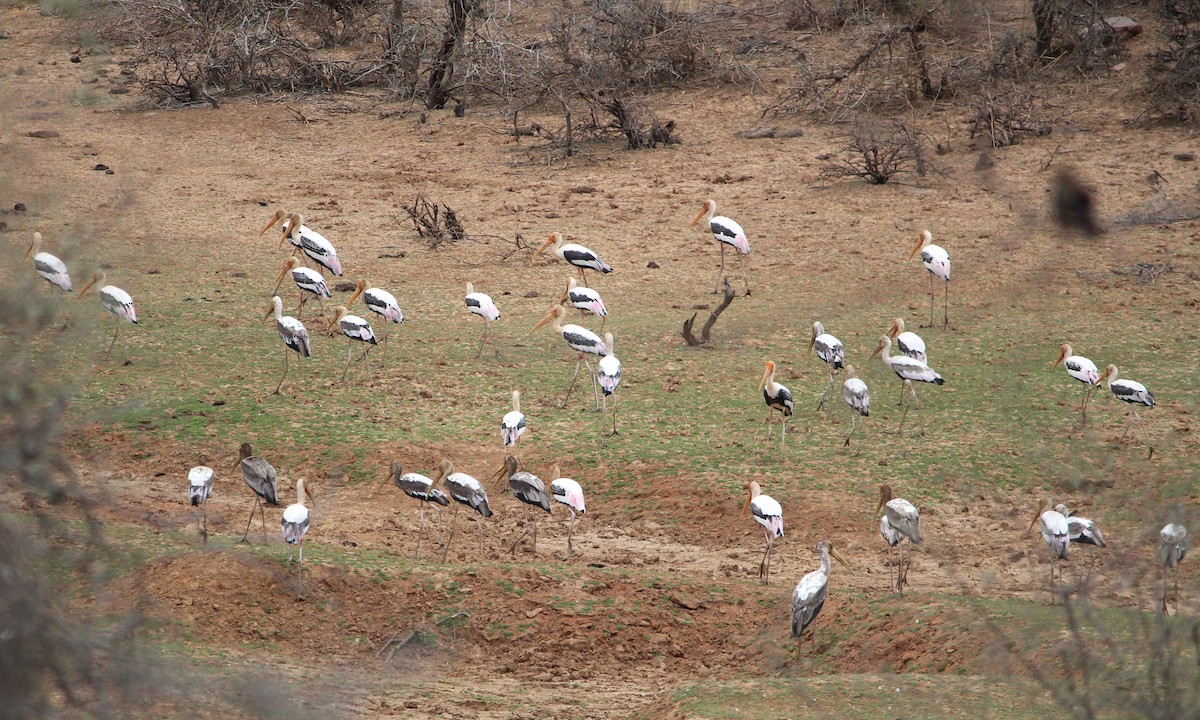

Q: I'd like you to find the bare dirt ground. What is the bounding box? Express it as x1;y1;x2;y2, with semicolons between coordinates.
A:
4;2;1200;717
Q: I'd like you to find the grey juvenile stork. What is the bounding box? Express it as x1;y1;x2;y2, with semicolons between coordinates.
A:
809;322;845;411
791;540;850;667
1159;523;1188;613
501;457;553;555
381;461;450;560
235;443;279;544
876;485;922;593
439;460;493;562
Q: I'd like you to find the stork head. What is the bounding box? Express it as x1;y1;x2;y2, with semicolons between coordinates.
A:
326;305;349;334
24;231;42;260
844;364;858;380
870;335;890;359
875;484;894;515
77;271;105;299
234;442;253;470
436;459;455;483
296;478;316;508
272;257;300;295
530;304;565;335
759;361;776;392
535;232;563;258
551;463;562;480
740;481;762;518
260;210;285;236
347;279;367;307
1096;364;1118;384
888;318;905;339
818;539;851;570
690;199;717;228
1029;497;1053;533
1051;343;1073;370
908;230;932;260
264;295;283;322
278;213;303;249
807;322;824;354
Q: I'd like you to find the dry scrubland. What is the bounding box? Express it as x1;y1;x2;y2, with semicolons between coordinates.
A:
2;0;1200;717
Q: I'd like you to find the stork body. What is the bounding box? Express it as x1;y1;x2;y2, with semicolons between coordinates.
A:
742;482;783;584
550;467;586;559
536;232;612;283
840;365;870;446
888;318;926;364
330;305;377;381
690;199;750;295
25;232;72;292
266;212;344;277
871;335;942;435
236;443;279;544
273;257;330;318
465;282;501;359
280;478;315;598
439;460;493;562
562;277;608;330
759;361;794;446
385;462;450;560
188;465;215;543
348;280;403;365
909;230;950;328
503;457;553;555
597;332;622;436
1097;364;1155;454
532;304;608;410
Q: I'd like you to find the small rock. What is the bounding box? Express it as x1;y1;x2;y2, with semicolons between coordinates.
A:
524;607;543;619
27;130;60;138
109;87;129;95
646;261;659;269
211;399;226;406
974;152;995;171
69;54;81;63
93;163;108;171
669;592;704;610
334;281;356;292
105;169;114;175
230;271;247;278
735;126;777;139
122;359;133;366
147;268;161;275
13;202;26;212
1174;152;1195;162
569;185;597;194
523;290;539;298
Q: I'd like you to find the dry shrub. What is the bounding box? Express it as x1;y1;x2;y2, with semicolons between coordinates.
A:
821;116;920;184
1146;0;1200;124
968;86;1051;148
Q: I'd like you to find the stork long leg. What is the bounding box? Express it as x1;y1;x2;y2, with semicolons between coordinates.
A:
844;412;857;446
415;503;425;560
260;500;268;543
294;292;308;317
898;542;905;595
510;504;531;555
1133;409;1153;457
781;415;789;447
201;502;208;545
240;497;261;543
477;515;485;556
764;407;774;437
562;356;584;408
927;273;935;328
735;251;751;297
942;281;949;329
273;345;290;395
475;317;487;359
1078;384;1094;427
609;390;619;437
342;339;354;382
436;508;444;545
888;544;896;592
441;504;460;563
758;529;771;584
532;516;539;555
583;358;600;411
104;317;121;361
816;371;835;412
563;510;576;561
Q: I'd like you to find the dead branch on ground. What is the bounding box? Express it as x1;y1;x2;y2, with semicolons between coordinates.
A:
403;195;466;249
682;279;737;346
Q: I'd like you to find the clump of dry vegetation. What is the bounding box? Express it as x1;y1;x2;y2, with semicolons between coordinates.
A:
821;117;922;184
1146;0;1200;124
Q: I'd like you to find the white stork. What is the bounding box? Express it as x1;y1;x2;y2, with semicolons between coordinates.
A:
235;443;279;543
550;465;586;560
841;365;870;446
25;232;72;291
809;321;845;411
876;485;922;593
1096;364;1156;454
77;271;137;361
597;332;622;436
329;305;377;381
690;199;750;295
1159;523;1188;613
273;257;330;318
871;335;943;434
561;277;608;330
535;232;612;283
741;481;783;584
382;461;450;560
791;540;849;663
531;304;608;410
265;211;344;277
888;317;926;364
1054;503;1107;549
759;360;794;446
501;457;553;556
265;295;312;395
1029;498;1070;600
501;390;527;460
438;460;493;562
908;230;950;328
347;279;403;365
465;281;501;359
280;478;315;598
188;465;215;543
1051;343;1100;425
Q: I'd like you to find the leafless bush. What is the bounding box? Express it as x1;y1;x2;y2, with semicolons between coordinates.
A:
1033;0;1126;69
821;117;918;184
1146;0;1200;124
403;194;466;248
968;87;1052;148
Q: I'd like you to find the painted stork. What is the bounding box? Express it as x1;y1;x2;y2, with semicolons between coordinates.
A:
347;279;403;365
809;321;845;411
25;232;72;291
265;212;344;277
281;478;315;598
908;230;950;328
888;317;926;364
382;461;450;560
235;443;279;543
272;257;330;319
876;485;922;593
535;232;612;283
791;540;849;664
501;390;527;460
560;277;608;330
328;305;377;381
1159;523;1188;613
871;335;943;433
1054;504;1107;548
841;365;870;446
501;457;553;556
550;465;586;560
689;199;750;295
465;281;501;359
1029;498;1070;601
265;295;312;395
438;460;493;562
188;465;215;543
1051;343;1099;425
77;271;137;361
1096;364;1156;454
531;304;608;410
741;481;783;584
759;360;794;446
598;332;622;436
